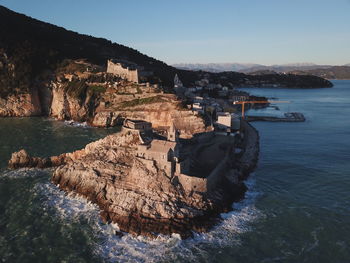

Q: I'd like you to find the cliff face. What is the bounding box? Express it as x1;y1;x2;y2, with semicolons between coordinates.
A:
0;57;207;135
51;131;215;237
50;81;92;122
0;90;41;117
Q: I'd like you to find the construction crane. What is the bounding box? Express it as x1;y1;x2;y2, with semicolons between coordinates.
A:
233;100;290;119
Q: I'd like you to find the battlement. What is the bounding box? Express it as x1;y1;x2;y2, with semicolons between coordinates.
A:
107;59;140;83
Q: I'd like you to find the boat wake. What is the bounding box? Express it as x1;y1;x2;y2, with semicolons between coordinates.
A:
35;176;262;262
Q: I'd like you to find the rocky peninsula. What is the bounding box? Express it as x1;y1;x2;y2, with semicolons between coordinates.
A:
8;119;259;238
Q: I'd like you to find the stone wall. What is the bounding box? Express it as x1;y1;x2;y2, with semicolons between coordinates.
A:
239;120;260;178
192;131;215;143
107;60;138;83
92;110;207;137
176;173;207;193
206;150;230;192
0;91;41;117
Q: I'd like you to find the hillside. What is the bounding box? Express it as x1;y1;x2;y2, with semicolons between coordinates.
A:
0;5;333;104
173;63;261;73
174;62;350;80
173;62;334;73
290;66;350;80
0;5;198;98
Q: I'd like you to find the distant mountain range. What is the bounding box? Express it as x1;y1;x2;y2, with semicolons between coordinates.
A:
173;63;350;79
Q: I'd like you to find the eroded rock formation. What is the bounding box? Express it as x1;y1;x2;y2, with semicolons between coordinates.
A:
0;91;41;117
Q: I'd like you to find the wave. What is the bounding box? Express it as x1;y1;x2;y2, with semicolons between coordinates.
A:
35;176;262;263
0;168;52;178
64;120;90;128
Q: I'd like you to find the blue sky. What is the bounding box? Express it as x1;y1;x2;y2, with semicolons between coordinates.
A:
1;0;349;65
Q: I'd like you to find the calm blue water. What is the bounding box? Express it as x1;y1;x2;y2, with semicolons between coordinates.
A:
0;81;349;262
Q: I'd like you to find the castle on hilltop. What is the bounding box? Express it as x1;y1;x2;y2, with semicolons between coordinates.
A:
107;59;153;83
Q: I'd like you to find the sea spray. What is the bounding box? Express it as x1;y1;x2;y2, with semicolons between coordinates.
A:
35;176;262;262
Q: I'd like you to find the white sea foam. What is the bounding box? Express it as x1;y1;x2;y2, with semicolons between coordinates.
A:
35;175;262;263
1;168;52;178
64;120;90;128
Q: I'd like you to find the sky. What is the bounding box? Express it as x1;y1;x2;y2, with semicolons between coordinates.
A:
1;0;350;65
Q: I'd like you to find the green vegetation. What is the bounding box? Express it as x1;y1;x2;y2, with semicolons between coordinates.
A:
291;66;350;80
118;95;165;109
88;85;106;94
136;86;142;94
65;80;87;99
56;59;86;75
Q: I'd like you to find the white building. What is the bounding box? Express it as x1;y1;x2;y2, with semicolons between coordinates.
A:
216;112;240;131
192;102;204;114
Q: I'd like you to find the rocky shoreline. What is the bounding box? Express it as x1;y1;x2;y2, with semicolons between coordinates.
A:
8;120;259;238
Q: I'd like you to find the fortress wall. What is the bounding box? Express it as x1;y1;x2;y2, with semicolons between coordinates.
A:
176;159;190;174
192;131;215;144
107;60;138;83
239;120;259;178
128;69;138;83
177;173;207;193
206;144;234;192
206;156;229;192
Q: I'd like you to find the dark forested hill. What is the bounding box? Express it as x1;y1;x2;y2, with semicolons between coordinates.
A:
0;5;333;99
290;66;350;80
0;5;198;97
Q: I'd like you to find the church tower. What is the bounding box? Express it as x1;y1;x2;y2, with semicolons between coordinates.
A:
167;122;179;142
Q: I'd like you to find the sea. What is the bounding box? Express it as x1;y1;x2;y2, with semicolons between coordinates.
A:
0;80;349;263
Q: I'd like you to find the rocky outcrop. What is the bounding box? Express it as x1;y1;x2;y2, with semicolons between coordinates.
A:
92;109;207;137
49;130;220;237
8;148;86;169
8;124;259;238
0;91;41;117
50;82;93;121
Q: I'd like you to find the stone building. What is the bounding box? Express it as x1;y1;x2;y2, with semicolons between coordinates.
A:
167;122;179;142
107;59;139;83
123;119;152;131
133;120;237;195
216;112;232;129
137;140;177;177
215;112;240;131
107;59;153;83
174;74;183;88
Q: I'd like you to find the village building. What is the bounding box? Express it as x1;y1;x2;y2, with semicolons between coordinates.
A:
231;95;249;103
215;112;240;131
192;102;204;114
193;96;204;103
195;79;209;87
216;112;232;129
218;90;228;97
174;74;183;88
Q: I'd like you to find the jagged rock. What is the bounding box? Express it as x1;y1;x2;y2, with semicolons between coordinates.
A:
0;92;41;117
8;149;50;169
8;122;259;238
